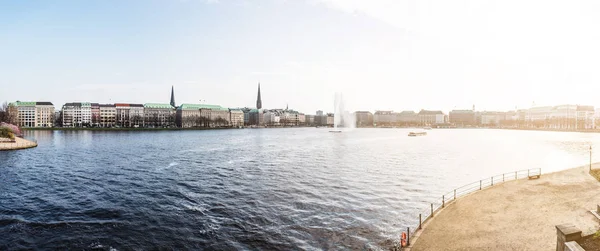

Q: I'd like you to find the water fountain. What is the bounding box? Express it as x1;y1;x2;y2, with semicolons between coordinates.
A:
330;92;356;133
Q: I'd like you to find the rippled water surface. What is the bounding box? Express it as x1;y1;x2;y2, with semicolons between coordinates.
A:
1;128;600;250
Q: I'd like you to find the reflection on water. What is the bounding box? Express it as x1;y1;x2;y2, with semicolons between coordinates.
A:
1;128;599;250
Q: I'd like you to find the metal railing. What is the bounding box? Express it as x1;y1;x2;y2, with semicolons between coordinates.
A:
404;168;541;247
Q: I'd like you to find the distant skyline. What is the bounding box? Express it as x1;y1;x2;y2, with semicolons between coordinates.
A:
3;0;600;113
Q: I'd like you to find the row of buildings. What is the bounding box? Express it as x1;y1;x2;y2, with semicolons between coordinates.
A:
355;105;599;129
6;85;600;130
7;85;312;128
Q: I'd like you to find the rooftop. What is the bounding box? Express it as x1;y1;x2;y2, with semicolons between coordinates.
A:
178;103;228;111
144;103;174;109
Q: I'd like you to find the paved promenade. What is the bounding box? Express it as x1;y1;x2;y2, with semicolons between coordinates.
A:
0;137;37;150
410;164;600;251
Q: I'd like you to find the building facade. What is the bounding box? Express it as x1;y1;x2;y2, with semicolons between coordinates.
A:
99;104;116;127
144;103;175;128
374;111;395;126
12;102;35;127
355;111;373;127
229;109;244;127
397;111;418;125
10;101;55;128
129;104;144;127
449;110;476;126
418;110;445;125
176;104;231;128
62;102;91;127
91;103;100;127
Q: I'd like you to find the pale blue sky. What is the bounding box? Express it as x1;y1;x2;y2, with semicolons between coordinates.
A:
2;0;600;113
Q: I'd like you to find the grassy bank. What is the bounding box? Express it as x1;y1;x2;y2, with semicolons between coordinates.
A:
590;169;600;182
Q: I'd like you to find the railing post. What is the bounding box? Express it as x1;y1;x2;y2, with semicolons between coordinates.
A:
480;180;482;190
491;176;494;186
407;227;410;246
454;189;456;200
443;195;445;208
419;214;422;229
431;203;433;217
528;169;530;178
503;173;505;182
515;171;517;179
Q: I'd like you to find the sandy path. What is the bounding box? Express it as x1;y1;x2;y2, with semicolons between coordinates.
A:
410;164;600;251
0;137;37;150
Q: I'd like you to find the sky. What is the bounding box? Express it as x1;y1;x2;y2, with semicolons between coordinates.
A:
2;0;600;114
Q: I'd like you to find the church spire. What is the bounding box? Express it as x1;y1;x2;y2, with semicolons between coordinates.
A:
256;82;262;109
170;85;176;107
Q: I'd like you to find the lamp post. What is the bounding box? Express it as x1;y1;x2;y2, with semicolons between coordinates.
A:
590;145;593;172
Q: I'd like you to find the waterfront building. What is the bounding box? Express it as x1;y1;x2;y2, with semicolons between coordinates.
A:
91;103;100;127
480;112;505;126
263;110;280;126
326;113;334;126
355;111;373;127
397;111;418;125
208;107;231;127
249;109;264;126
298;113;306;125
229;109;244;127
14;102;36;127
11;101;54;127
176;103;230;128
305;115;315;126
449;110;476;127
316;110;323;116
144;103;175;128
549;105;577;129
62;102;91;127
241;107;251;125
595;108;600;129
115;103;131;127
576;105;595;129
373;111;395;126
417;110;445;126
129;104;144;127
99;104;116;127
281;110;300;126
35;102;55;127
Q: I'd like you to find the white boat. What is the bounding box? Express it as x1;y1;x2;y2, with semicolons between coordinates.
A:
423;127;432;130
408;132;427;137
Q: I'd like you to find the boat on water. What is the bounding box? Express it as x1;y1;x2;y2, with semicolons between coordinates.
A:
423;127;432;130
329;130;342;133
408;132;427;137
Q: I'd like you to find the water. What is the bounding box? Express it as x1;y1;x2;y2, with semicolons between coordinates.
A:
1;128;599;250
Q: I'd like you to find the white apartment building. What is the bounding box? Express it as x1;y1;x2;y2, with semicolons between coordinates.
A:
62;102;91;127
10;101;55;128
13;101;36;127
229;109;244;127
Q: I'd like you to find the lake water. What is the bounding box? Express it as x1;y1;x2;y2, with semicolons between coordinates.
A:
1;128;599;250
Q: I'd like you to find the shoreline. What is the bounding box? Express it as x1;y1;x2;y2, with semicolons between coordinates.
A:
408;163;600;251
0;137;38;151
22;126;312;132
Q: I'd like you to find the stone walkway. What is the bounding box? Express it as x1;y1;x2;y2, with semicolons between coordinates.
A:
409;164;600;251
0;137;37;150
